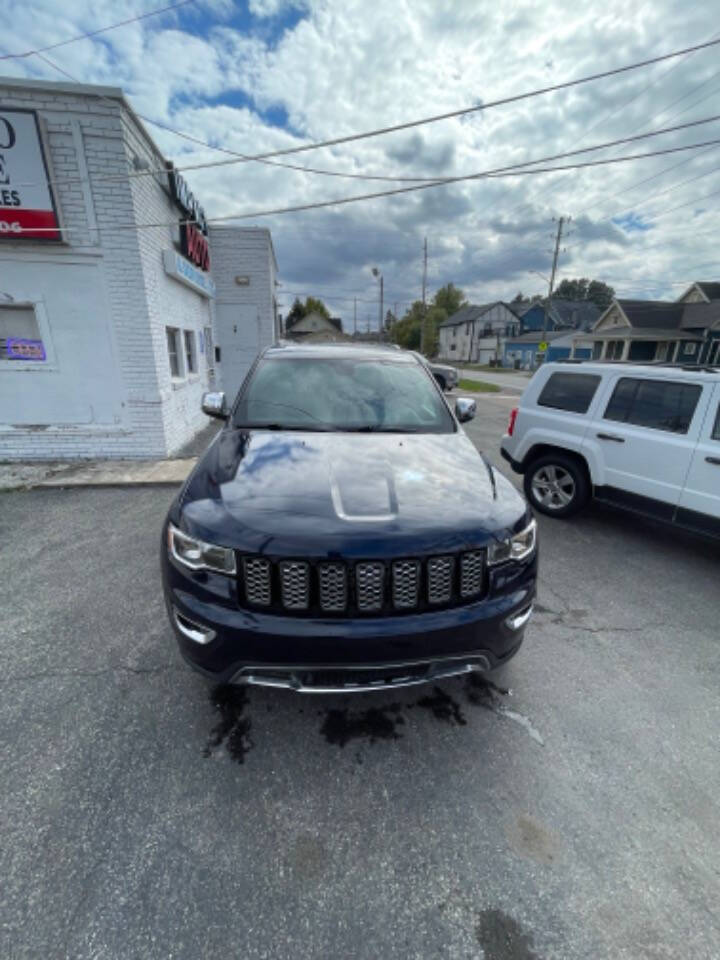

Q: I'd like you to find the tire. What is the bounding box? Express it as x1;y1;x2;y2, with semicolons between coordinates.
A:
434;374;447;392
523;453;590;518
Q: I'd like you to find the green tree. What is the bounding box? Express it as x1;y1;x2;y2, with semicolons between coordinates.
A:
284;297;306;330
433;283;466;316
391;301;424;350
553;278;615;311
422;305;447;357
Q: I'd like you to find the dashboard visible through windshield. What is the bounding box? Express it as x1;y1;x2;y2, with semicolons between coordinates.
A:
233;356;455;433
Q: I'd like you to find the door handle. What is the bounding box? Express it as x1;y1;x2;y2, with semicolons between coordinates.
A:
706;456;720;465
596;432;625;443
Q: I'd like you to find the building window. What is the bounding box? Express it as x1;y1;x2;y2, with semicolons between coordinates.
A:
604;377;702;434
592;341;603;360
0;304;45;362
184;330;197;374
166;327;181;377
683;342;698;356
606;340;624;360
465;321;470;334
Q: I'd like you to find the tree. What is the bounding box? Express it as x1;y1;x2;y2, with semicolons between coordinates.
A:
390;301;424;350
512;292;526;303
422;305;447;357
284;297;306;330
385;308;397;330
433;283;466;316
553;277;615;311
304;296;331;319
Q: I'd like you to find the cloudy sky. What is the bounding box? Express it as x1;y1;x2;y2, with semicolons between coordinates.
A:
3;0;719;327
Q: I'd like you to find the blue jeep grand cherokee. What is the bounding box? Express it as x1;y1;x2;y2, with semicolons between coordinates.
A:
161;343;537;693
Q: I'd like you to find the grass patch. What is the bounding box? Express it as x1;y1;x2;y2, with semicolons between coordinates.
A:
459;363;523;373
458;378;501;393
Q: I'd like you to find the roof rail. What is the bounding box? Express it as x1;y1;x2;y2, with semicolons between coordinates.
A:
556;358;719;372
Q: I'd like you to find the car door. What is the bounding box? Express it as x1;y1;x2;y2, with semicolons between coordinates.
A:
676;383;720;536
583;374;707;520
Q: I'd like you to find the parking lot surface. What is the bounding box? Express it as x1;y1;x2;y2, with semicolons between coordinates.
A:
2;393;719;960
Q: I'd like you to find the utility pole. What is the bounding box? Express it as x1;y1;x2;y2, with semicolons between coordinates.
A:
420;236;428;354
353;297;357;336
542;216;569;352
379;274;384;341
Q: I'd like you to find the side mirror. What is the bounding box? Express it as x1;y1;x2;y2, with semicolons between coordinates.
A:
455;397;476;423
202;391;228;420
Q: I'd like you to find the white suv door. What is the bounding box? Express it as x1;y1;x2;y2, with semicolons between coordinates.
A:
582;374;708;518
677;384;720;533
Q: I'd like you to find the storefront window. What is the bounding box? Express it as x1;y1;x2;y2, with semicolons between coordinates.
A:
166;327;181;377
0;305;45;361
184;330;196;374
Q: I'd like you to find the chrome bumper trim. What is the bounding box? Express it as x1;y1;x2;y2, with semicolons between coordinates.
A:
504;604;533;631
230;655;491;694
172;608;216;645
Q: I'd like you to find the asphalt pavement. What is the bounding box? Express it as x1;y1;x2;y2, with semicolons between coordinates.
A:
2;395;719;960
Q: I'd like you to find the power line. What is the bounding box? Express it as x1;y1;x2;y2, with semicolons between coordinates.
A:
13;136;720;235
603;163;720;221
33;52;445;184
645;183;720;220
16;37;720;192
0;0;196;60
16;111;720;193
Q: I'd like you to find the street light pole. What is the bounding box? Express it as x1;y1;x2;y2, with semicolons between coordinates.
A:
372;267;383;342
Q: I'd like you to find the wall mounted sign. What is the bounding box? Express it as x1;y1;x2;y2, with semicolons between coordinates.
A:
167;163;210;271
163;249;215;299
6;337;46;360
0;108;61;241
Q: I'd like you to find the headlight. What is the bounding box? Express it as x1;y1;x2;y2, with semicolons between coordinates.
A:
167;523;236;574
487;518;537;565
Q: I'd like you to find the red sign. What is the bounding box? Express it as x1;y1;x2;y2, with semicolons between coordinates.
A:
0;109;61;242
181;222;210;270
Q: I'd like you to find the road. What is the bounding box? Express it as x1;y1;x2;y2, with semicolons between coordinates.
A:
2;396;719;960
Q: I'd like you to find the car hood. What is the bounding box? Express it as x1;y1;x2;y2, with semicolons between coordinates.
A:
177;428;529;556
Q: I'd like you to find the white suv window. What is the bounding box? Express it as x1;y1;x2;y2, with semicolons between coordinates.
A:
537;372;601;414
712;404;720;442
604;377;702;435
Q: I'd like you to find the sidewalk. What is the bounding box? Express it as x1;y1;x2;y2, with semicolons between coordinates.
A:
0;458;197;491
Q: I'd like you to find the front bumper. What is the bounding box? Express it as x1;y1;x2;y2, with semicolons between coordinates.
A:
161;549;537;691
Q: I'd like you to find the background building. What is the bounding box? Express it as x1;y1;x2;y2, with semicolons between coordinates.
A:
0;77;277;460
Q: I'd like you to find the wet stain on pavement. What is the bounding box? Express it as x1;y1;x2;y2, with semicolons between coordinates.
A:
416;686;467;726
320;703;405;746
475;909;541;959
505;813;559;866
465;675;544;745
204;685;253;764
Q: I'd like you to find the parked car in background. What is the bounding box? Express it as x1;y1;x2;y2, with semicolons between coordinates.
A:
501;361;720;537
162;343;537;694
426;359;459;392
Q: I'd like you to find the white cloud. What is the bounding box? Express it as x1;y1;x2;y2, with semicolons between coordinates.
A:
1;0;719;320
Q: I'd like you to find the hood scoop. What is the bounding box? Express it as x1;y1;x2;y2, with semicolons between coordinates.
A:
330;461;399;522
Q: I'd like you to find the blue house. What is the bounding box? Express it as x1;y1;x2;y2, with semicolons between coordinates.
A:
503;299;600;367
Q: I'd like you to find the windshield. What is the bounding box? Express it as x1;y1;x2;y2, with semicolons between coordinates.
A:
233;356;455;433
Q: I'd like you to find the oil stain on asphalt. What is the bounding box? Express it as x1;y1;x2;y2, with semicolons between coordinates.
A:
319;703;405;746
475;909;542;960
204;685;253;763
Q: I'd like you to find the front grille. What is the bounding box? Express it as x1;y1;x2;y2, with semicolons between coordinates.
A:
356;561;385;611
242;557;271;606
460;551;485;598
427;555;454;604
238;549;487;616
318;562;347;612
279;561;310;610
392;559;420;609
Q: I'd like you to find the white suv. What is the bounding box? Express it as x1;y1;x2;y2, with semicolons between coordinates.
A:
500;361;720;537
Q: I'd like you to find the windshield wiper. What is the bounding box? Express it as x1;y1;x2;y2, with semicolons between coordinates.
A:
235;423;338;432
345;425;422;433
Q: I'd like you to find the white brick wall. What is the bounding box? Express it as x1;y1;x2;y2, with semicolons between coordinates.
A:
0;78;215;460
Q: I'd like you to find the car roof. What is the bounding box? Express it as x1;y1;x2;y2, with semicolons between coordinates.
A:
264;340;417;362
543;361;720;382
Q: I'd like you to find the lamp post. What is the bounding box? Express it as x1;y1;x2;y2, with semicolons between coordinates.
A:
372;267;384;341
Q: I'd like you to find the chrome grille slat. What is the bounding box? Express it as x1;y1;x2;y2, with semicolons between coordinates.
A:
427;555;454;604
392;559;420;609
243;557;271;606
318;562;347;612
355;561;385;612
279;560;310;610
460;551;485;598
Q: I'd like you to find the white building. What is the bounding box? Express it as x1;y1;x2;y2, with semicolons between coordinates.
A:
437;302;520;363
0;77;277;460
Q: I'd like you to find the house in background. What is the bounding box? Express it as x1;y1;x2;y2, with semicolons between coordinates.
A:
503;298;600;368
574;281;720;364
437;302;521;362
284;312;344;341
